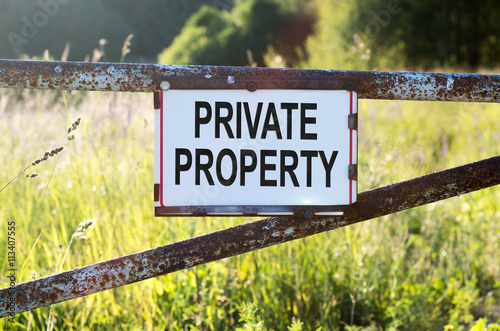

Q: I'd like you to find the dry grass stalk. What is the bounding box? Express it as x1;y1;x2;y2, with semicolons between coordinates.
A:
0;115;83;193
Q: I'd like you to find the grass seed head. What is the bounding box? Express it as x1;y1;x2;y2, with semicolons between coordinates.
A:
72;218;98;239
68;116;83;134
33;146;65;166
48;146;65;157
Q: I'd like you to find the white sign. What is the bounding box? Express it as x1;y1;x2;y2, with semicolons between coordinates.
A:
155;89;357;216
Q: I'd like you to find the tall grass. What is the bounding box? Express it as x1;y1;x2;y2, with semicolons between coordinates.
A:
0;88;498;330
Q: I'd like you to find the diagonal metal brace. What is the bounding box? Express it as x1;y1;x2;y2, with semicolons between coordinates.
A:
0;155;498;318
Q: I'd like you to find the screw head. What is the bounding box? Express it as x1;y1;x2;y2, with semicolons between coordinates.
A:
303;209;314;220
160;81;171;91
344;82;355;90
247;82;257;92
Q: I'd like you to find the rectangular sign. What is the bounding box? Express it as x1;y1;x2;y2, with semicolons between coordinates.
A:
155;89;357;217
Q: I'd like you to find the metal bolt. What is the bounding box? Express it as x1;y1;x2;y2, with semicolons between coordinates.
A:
303;209;314;220
247;82;257;92
344;81;354;90
160;81;171;91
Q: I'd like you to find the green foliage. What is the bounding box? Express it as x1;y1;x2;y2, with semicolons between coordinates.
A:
470;319;500;331
158;5;234;65
301;0;407;70
302;0;369;70
2;0;500;69
0;0;134;61
103;0;210;62
158;0;314;67
0;0;209;62
237;302;265;331
391;0;500;69
159;0;283;66
0;89;499;330
302;0;500;70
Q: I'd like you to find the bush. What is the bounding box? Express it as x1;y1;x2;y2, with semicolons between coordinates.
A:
158;0;313;67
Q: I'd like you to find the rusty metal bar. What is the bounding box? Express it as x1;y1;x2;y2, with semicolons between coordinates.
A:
0;59;499;102
1;155;498;318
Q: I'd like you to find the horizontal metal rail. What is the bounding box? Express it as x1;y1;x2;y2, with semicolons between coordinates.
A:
1;155;498;317
0;59;499;102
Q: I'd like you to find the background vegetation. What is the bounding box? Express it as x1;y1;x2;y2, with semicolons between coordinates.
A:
0;0;499;330
0;85;498;331
0;0;209;62
2;0;500;69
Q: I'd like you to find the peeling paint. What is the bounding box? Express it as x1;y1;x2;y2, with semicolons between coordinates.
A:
263;220;277;230
447;77;454;90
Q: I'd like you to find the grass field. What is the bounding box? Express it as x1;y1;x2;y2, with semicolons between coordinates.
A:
0;87;499;330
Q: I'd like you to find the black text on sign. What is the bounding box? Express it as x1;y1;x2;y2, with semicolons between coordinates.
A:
155;89;357;216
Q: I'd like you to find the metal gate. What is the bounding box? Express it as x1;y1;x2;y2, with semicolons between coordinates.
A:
0;59;499;317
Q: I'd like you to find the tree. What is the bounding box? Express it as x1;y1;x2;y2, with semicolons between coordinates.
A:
103;0;211;62
158;0;313;67
391;0;500;68
303;0;500;70
0;0;211;62
159;0;284;66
